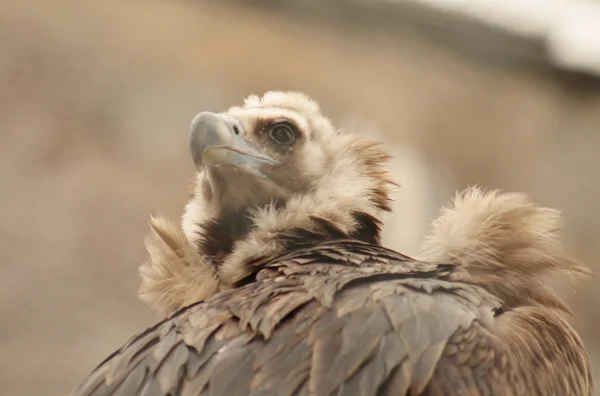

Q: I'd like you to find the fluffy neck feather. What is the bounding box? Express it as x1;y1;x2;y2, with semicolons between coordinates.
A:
186;134;396;283
139;135;396;316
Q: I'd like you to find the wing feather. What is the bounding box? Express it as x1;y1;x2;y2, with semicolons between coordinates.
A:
72;242;587;396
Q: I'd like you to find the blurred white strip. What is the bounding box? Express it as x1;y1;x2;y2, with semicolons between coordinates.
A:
381;143;436;256
412;0;565;37
546;3;600;76
384;0;600;75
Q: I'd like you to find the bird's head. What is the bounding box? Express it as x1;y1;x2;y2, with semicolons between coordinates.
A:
187;98;327;216
140;92;397;314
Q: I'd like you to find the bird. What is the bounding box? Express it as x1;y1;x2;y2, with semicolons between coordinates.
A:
71;91;593;396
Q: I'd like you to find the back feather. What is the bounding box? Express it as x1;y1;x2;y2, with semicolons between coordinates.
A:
418;186;592;313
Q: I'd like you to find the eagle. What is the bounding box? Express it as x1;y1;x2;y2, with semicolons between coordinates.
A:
72;91;592;396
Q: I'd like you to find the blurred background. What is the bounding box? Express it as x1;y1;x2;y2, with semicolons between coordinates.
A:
1;0;600;394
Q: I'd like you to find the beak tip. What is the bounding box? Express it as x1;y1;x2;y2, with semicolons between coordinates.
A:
189;112;228;168
189;112;216;138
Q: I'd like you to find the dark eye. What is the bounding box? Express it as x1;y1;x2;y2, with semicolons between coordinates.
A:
268;123;296;144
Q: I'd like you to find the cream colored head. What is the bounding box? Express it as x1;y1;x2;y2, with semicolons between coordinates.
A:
182;91;397;283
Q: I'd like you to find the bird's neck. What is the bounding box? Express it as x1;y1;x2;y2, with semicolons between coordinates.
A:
141;190;391;316
195;203;282;268
193;203;384;284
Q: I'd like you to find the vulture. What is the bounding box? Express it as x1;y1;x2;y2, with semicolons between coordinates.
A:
72;91;593;396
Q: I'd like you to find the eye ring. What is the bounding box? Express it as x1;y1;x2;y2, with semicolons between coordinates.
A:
268;122;296;144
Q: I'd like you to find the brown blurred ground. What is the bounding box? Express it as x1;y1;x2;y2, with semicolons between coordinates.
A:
0;1;599;395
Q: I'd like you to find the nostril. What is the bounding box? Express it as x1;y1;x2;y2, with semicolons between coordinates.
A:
233;125;241;135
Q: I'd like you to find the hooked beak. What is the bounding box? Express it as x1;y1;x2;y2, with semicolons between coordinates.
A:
189;112;278;174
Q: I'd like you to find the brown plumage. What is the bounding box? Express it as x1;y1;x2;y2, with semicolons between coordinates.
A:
72;92;592;396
